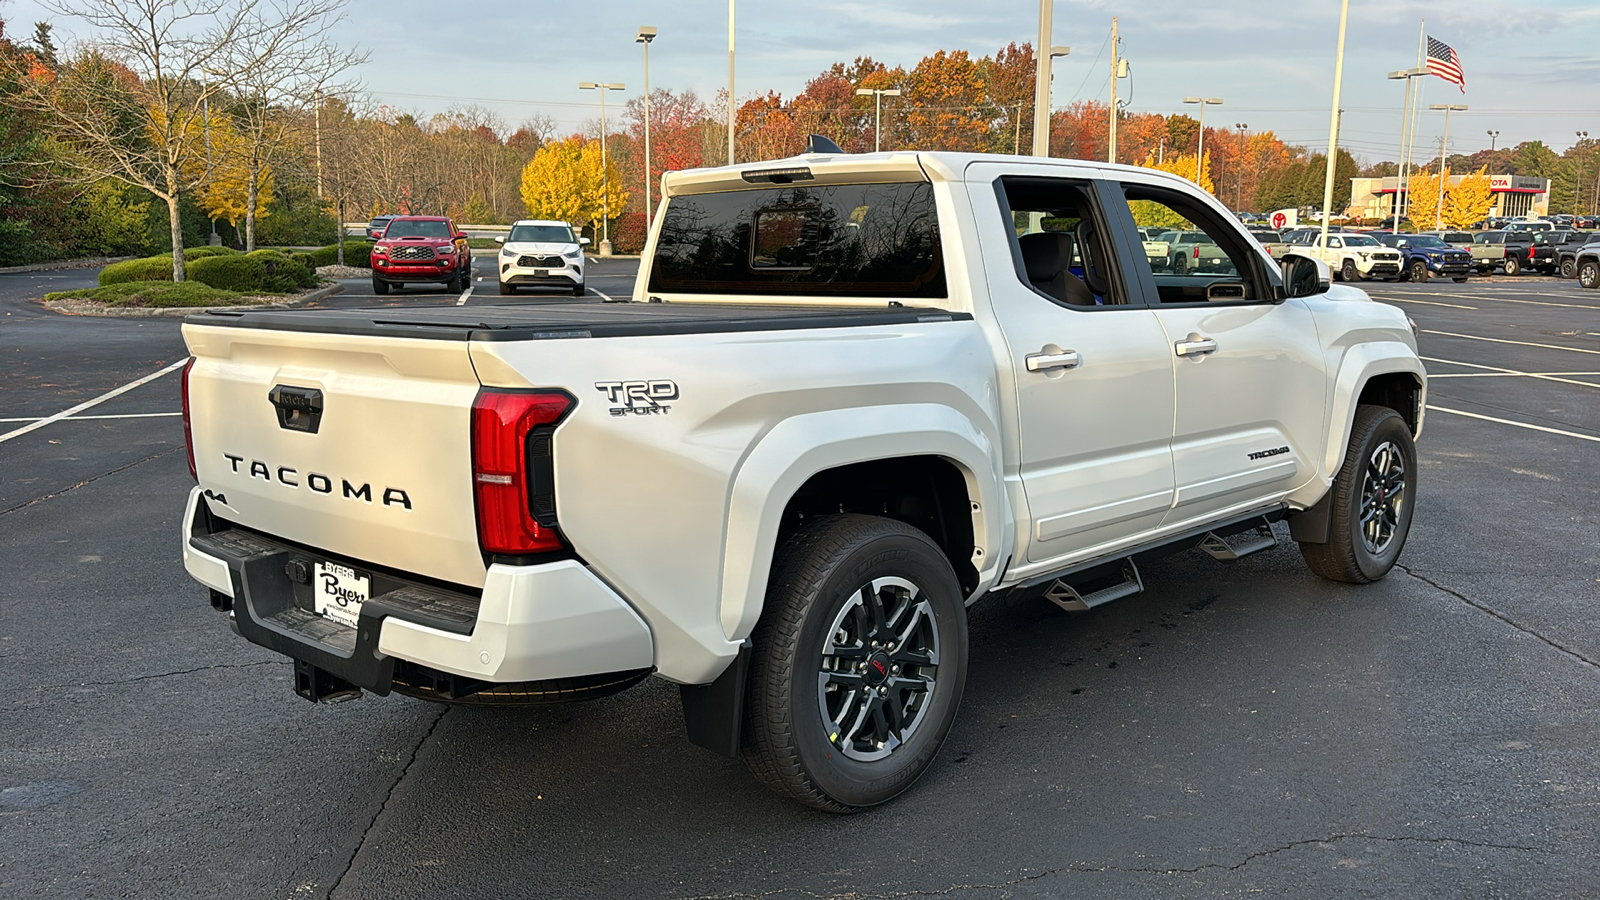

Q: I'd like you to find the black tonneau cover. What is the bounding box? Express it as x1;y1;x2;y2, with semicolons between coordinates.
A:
186;301;969;341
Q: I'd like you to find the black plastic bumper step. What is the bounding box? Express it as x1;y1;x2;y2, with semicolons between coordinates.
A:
1197;516;1278;562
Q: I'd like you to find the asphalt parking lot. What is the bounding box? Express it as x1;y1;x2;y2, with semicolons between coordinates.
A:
3;263;1598;898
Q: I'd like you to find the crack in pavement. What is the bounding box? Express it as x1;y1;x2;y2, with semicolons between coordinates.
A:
326;705;448;899
1399;564;1600;671
0;447;181;517
673;834;1547;899
44;660;279;691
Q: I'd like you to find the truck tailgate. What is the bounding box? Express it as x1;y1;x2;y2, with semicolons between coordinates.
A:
184;323;487;589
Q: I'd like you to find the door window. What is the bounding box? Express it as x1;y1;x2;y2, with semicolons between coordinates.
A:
1115;183;1270;304
997;177;1130;309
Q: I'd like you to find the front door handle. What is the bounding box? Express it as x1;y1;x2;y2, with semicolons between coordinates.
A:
1174;337;1218;357
1025;350;1082;372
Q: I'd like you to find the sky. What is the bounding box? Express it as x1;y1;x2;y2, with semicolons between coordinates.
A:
13;0;1600;163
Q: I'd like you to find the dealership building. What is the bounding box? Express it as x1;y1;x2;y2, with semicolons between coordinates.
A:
1349;174;1550;221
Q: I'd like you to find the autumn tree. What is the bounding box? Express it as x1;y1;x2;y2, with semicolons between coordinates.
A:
1407;170;1445;228
184;108;273;227
1443;167;1494;228
902;50;987;152
519;135;627;233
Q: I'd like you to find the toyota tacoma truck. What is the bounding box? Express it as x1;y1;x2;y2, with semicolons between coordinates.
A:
179;150;1425;812
1372;232;1473;283
1294;232;1403;282
368;215;472;294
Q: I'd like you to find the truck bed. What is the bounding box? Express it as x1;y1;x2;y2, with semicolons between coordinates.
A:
187;301;969;342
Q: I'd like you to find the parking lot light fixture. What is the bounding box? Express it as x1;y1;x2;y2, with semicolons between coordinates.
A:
1182;97;1223;185
1388;67;1429;222
637;27;657;233
1487;129;1499;152
855;87;901;153
580;81;626;256
1429;103;1468;230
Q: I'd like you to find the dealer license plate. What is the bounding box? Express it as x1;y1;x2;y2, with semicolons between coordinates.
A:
531;268;548;277
314;562;369;628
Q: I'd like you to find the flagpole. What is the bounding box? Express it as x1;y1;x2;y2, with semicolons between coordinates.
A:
1399;20;1425;223
1318;0;1350;249
1396;76;1414;225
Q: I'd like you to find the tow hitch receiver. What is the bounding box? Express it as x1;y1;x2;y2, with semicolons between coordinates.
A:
294;659;361;704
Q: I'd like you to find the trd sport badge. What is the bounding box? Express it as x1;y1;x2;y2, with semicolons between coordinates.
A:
595;380;679;416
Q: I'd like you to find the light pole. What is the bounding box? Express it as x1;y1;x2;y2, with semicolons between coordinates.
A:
1235;123;1249;211
637;27;657;233
1388;66;1427;224
1031;1;1070;158
1318;0;1350;244
1183;97;1222;186
1578;131;1591;215
580;81;626;256
727;0;735;165
1429;102;1467;230
203;94;219;246
1487;129;1499;152
1107;15;1123;162
855;87;901;152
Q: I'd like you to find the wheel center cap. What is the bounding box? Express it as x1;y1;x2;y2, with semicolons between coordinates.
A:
864;651;892;686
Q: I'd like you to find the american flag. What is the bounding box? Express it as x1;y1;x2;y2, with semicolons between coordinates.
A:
1427;36;1465;92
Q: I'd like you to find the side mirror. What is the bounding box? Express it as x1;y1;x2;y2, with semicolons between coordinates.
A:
494;235;505;244
455;232;468;240
579;237;592;246
1279;253;1331;299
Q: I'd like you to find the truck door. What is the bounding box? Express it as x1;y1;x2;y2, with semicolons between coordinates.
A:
1102;179;1327;528
964;166;1176;574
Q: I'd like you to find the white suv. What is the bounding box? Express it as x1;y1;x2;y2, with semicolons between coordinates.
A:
496;220;589;295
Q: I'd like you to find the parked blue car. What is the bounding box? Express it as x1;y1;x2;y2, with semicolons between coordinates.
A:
1372;233;1473;283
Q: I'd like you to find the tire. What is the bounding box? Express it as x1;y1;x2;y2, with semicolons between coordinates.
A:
1580;260;1600;290
1408;259;1428;283
742;515;968;812
1503;256;1521;277
372;276;389;295
1299;405;1417;584
1173;254;1188;275
498;281;514;295
1452;276;1468;283
1341;259;1358;282
1560;258;1576;279
572;280;586;297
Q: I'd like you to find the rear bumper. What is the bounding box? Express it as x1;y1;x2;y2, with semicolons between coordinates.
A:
182;488;654;694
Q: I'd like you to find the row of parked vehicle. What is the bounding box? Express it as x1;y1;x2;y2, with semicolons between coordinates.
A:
1212;221;1598;284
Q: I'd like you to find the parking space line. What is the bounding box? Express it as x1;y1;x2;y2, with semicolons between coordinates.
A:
1420;356;1600;389
1427;405;1600;445
589;288;617;302
1370;295;1476;309
1404;291;1598;310
456;286;474;306
1421;330;1600;357
0;412;182;423
0;359;188;444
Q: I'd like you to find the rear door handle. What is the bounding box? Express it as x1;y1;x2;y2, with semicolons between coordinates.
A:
1025;350;1082;372
1174;338;1218;357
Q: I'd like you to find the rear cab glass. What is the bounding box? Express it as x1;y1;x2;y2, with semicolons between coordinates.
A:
645;182;946;300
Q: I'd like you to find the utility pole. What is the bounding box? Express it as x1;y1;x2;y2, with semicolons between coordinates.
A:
1107;16;1120;163
637;27;657;232
1319;0;1349;248
580;81;626;255
727;0;736;165
1030;2;1069;157
1235;123;1249;211
314;89;323;200
1429;103;1467;229
1015;103;1023;155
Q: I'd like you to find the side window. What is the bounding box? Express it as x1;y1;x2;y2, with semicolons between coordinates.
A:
1117;183;1266;304
998;176;1129;309
1328;237;1343;249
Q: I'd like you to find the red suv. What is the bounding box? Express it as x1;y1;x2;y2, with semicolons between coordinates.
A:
369;216;472;294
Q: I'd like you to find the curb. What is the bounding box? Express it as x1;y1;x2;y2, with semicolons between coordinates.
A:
42;281;345;318
0;256;136;276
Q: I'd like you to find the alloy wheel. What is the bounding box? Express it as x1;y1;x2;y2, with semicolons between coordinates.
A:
816;576;941;763
1360;440;1407;555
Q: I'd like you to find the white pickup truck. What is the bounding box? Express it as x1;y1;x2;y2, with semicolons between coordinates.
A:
1289;232;1404;282
180;150;1425;812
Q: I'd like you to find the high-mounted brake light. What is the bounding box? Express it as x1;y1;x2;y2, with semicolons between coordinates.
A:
181;357;197;480
471;389;574;555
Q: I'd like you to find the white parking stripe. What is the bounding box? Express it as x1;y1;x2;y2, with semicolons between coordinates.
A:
0;412;182;423
1371;296;1476;309
0;359;188;444
589;288;617;302
1403;291;1597;310
456;286;474;306
1427;406;1600;445
1421;356;1600;390
1421;330;1600;356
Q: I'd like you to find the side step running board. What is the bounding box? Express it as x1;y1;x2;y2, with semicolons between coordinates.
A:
1198;517;1278;562
1042;560;1144;612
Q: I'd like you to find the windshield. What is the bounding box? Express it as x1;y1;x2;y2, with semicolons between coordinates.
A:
1408;236;1449;249
1250;231;1280;242
383;220;452;239
508;224;577;244
1343;235;1379;247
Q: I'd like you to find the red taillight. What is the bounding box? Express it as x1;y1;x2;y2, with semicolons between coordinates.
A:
181;357;197;480
1528;245;1537;259
1193;246;1201;259
471;389;574;555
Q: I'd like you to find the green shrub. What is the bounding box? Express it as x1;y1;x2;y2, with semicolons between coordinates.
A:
181;245;241;259
255;200;338;246
100;255;177;285
309;240;371;268
247;249;317;292
186;254;267;292
46;281;247;308
286;250;316;271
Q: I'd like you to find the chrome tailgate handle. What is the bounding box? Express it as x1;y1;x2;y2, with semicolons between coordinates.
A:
1025;350;1082;372
1174;338;1218;357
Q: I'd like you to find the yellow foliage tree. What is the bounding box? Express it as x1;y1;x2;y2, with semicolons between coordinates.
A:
519;136;629;233
175;109;273;229
1406;169;1445;228
1444;166;1494;229
1130;152;1214;228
